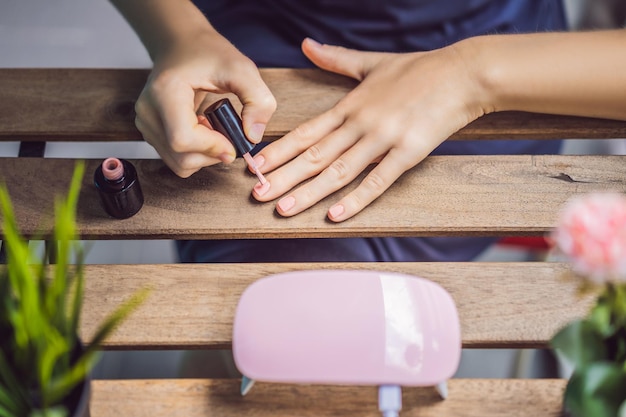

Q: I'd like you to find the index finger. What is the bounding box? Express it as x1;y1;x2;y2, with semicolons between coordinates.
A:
155;82;235;157
253;107;346;174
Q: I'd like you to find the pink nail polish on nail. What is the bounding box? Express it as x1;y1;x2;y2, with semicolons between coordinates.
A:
253;154;265;168
254;181;271;196
277;196;296;213
249;123;266;142
328;204;345;219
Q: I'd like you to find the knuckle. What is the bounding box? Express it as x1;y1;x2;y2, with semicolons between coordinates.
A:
133;115;151;142
327;158;350;181
353;108;379;128
245;92;277;115
362;171;387;194
237;56;258;73
299;186;317;206
169;133;193;153
302;145;324;166
134;98;146;118
259;93;278;113
151;69;179;91
134;98;151;124
338;107;374;134
345;193;363;211
173;155;200;175
134;114;145;132
173;168;194;179
331;97;353;118
291;122;313;140
226;57;258;80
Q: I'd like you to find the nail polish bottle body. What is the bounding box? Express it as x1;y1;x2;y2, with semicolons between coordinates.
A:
94;159;144;219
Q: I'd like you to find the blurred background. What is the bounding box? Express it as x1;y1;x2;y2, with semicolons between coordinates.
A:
0;0;624;380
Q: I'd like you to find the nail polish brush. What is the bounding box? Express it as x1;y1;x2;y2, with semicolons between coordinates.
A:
204;98;267;184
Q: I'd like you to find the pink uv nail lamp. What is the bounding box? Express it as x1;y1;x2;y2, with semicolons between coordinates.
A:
232;270;461;387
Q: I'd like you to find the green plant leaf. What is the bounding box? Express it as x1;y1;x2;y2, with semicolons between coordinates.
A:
49;161;84;340
550;319;608;368
612;284;626;329
0;387;20;416
589;302;614;337
47;351;98;406
38;329;70;402
68;260;85;346
0;350;29;415
564;362;626;417
0;162;146;416
619;400;626;417
0;186;39;353
0;404;18;417
84;288;150;358
29;404;68;417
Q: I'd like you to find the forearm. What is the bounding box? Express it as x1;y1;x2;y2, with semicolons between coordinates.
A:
460;29;626;121
110;0;219;62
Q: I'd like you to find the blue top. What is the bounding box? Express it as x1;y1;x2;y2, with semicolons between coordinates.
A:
177;0;566;263
196;0;566;67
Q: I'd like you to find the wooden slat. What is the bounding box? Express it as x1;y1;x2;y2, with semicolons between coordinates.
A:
91;378;567;417
80;262;593;350
1;68;625;141
0;155;624;239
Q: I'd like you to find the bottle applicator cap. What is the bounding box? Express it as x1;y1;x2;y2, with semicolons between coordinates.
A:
204;98;267;184
204;98;254;156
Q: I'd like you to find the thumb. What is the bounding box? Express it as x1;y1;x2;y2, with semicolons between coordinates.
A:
229;71;277;144
301;38;387;81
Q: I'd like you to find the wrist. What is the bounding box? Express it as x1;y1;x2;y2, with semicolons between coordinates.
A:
450;36;503;119
115;0;220;64
450;37;499;120
150;26;223;65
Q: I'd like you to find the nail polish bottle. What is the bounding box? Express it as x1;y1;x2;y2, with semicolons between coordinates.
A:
204;98;254;157
94;157;144;219
204;98;267;184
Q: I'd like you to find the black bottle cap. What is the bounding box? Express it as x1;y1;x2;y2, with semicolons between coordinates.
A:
204;98;254;157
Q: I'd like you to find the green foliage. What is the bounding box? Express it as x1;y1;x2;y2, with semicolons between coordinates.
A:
551;283;626;417
0;162;148;417
564;363;626;417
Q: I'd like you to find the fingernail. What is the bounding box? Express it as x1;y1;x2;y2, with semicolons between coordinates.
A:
277;196;296;212
253;154;265;168
219;152;235;164
248;123;266;142
305;37;322;48
328;204;345;219
254;181;271;196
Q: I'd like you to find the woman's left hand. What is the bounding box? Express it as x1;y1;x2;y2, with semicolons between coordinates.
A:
251;37;487;221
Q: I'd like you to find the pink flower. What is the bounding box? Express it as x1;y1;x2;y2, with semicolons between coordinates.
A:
550;192;626;284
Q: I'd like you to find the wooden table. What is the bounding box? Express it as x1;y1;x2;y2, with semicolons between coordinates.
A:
2;68;625;416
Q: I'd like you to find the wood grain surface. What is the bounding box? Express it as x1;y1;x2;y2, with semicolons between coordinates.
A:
79;262;592;349
91;378;567;417
2;68;626;141
0;155;623;239
2;67;605;417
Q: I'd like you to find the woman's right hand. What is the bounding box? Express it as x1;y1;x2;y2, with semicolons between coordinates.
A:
133;22;276;178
